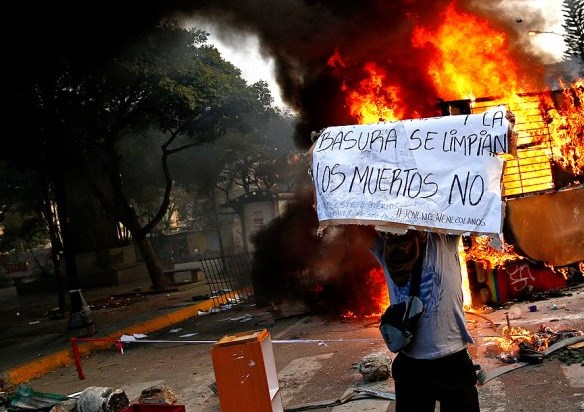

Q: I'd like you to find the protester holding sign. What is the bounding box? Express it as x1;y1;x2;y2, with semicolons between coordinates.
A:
310;105;515;237
308;109;516;412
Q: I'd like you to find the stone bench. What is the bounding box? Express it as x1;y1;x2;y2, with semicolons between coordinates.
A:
163;268;205;284
3;272;34;286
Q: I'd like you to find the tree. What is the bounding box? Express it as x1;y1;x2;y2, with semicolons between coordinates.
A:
562;0;584;75
0;166;48;252
6;23;269;290
207;105;300;201
170;102;302;254
0;164;23;226
0;158;71;314
165;85;299;224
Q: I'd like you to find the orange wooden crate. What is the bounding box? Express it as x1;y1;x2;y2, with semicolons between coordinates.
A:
211;329;282;412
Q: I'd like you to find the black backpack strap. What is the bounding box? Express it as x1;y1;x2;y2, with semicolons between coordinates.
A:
408;251;424;297
404;255;424;330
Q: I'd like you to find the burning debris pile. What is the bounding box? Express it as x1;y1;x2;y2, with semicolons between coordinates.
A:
484;324;584;364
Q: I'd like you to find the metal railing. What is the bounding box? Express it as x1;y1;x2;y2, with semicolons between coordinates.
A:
200;253;255;307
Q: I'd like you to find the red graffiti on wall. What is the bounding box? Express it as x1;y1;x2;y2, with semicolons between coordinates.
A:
506;263;536;293
491;261;568;304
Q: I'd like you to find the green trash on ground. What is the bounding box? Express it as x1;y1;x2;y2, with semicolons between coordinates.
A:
8;385;69;411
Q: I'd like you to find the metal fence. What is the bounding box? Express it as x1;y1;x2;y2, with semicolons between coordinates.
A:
200;253;255;307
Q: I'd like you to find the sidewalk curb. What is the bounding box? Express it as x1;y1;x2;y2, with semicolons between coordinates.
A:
1;297;219;387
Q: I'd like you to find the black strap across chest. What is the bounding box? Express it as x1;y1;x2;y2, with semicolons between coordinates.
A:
408;254;424;297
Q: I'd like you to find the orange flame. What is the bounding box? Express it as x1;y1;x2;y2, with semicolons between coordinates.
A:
537;82;584;176
340;267;389;319
327;50;407;123
465;236;522;270
329;1;543;125
341;62;407;123
369;266;390;313
411;2;527;100
483;324;584;361
484;325;550;359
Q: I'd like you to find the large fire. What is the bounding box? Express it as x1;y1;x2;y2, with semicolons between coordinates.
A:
342;267;390;318
411;2;528;100
537;82;584;176
328;55;410;124
464;236;523;270
325;0;583;315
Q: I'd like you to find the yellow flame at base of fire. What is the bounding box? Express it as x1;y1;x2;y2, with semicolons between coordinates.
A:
459;237;472;309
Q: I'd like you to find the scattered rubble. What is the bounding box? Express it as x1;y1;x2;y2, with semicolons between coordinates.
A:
50;399;77;412
76;387;129;412
549;347;584;365
355;352;392;382
89;296;143;311
137;385;178;405
1;385;184;412
548;341;584;366
284;387;396;411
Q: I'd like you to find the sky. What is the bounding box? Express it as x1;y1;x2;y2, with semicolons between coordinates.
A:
187;19;285;109
191;0;567;111
519;0;567;61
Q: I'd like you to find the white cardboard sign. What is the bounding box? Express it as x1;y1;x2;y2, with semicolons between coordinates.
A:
311;106;511;235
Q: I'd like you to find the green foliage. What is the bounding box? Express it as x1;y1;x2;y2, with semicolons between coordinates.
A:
0;163;50;253
0;210;49;253
175;107;301;200
0;163;21;224
165;82;300;229
562;0;584;74
27;22;266;232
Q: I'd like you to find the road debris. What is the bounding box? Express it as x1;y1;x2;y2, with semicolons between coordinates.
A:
478;334;584;384
50;398;78;412
137;384;178;405
77;386;129;412
6;385;68;411
355;352;392;382
283;387;396;411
